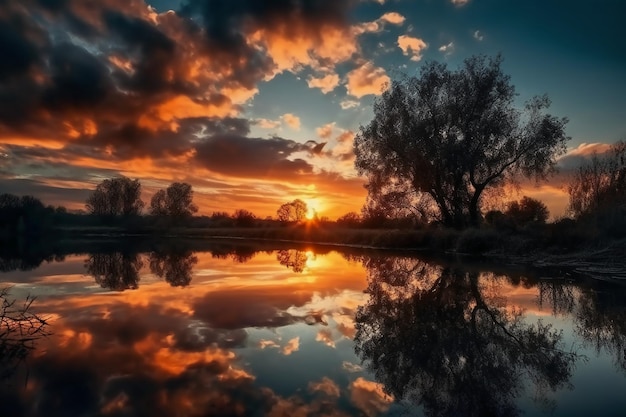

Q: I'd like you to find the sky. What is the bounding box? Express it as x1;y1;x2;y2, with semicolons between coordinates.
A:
1;0;625;219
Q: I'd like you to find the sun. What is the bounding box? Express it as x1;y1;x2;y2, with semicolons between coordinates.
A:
304;198;321;220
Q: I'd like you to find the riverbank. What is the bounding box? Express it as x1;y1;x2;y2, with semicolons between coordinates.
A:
3;224;625;284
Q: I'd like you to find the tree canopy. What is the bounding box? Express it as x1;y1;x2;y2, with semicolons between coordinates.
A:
85;177;144;218
354;55;569;228
149;182;198;219
276;199;308;222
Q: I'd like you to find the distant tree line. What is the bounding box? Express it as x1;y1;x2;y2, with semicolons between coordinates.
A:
85;177;198;223
0;193;70;238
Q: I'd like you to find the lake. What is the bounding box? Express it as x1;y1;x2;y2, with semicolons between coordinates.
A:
1;239;625;417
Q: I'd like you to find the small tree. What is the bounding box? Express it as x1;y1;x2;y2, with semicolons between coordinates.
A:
233;209;256;227
568;141;626;218
276;199;308;222
150;182;198;220
1;287;49;381
505;196;549;226
355;55;569;228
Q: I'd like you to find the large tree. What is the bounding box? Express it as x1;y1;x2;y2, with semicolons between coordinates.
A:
149;182;198;219
85;177;144;217
354;55;569;228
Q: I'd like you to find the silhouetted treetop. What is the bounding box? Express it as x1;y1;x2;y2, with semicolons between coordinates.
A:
150;182;198;219
85;177;144;218
276;199;307;222
355;55;569;228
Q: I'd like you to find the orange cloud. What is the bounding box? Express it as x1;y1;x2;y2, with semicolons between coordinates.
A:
346;63;390;98
316;123;336;139
316;328;336;348
307;73;341;93
349;377;393;417
398;34;428;61
379;12;406;25
281;337;300;355
281;113;301;130
308;377;341;397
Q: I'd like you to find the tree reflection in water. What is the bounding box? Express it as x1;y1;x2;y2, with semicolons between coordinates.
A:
537;279;626;374
354;258;580;417
276;249;308;273
85;252;144;291
148;250;198;287
575;286;626;373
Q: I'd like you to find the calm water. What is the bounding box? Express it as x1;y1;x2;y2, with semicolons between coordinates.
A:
1;240;625;417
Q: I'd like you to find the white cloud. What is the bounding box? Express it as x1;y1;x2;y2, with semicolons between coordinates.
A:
281;113;301;130
473;30;484;41
340;99;360;109
438;41;455;55
397;35;428;61
255;118;281;129
451;0;469;5
342;361;363;373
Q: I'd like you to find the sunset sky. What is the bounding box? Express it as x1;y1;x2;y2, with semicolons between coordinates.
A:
1;0;624;219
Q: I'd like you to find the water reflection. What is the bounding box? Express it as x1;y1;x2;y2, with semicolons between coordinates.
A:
575;286;626;373
276;249;309;272
354;258;581;417
2;244;626;416
148;249;198;287
85;252;144;291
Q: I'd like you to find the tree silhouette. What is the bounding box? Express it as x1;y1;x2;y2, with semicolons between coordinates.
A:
149;182;198;220
85;252;144;291
568;140;626;220
85;177;144;218
354;55;568;228
505;196;549;227
354;257;579;417
1;287;49;381
149;250;198;287
276;199;307;222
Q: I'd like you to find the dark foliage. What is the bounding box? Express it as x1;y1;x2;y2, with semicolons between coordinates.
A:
355;55;568;228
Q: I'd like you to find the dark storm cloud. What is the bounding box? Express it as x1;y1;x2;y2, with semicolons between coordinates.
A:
0;4;45;79
179;0;351;42
194;135;324;178
103;9;180;94
44;42;113;110
0;1;257;143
